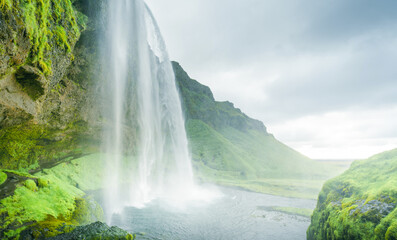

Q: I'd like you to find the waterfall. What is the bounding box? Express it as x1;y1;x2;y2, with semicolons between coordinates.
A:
101;0;197;222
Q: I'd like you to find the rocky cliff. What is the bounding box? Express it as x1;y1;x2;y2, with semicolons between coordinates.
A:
0;0;105;170
307;149;397;240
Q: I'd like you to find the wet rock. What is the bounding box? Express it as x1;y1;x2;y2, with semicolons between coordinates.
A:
350;199;396;223
355;199;395;215
47;222;134;240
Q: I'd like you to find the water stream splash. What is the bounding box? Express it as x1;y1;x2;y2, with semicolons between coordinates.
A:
101;0;213;223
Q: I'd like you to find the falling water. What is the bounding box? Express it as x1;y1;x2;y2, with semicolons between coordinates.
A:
101;0;201;222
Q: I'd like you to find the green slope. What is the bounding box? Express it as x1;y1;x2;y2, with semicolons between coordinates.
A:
307;149;397;240
173;62;342;198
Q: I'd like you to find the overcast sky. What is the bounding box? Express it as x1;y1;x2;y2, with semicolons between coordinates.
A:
146;0;397;159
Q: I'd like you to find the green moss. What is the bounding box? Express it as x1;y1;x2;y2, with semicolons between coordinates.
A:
0;123;43;169
0;173;84;238
37;177;49;188
24;179;38;192
385;221;397;240
0;0;12;10
13;198;104;239
308;149;397;240
5;0;85;75
37;154;105;191
3;169;36;178
0;171;7;185
28;216;76;239
54;26;71;52
0;120;96;171
0;155;108;239
0;123;47;170
72;197;104;225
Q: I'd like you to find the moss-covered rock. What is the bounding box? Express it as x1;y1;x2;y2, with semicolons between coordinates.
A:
19;216;77;239
0;172;81;238
18;197;105;239
37;177;49;188
0;0;85;77
0;170;6;185
24;179;38;191
0;0;105;172
0;156;106;239
47;221;134;240
0;120;99;170
307;149;397;240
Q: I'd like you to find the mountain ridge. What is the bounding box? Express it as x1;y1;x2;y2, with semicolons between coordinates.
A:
173;61;268;134
173;61;340;198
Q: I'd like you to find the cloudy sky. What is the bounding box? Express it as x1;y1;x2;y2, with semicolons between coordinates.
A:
146;0;397;159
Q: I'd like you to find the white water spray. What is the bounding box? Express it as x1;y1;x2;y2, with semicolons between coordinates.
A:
101;0;213;223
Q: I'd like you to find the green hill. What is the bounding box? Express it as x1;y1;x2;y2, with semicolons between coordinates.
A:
307;149;397;239
173;62;343;199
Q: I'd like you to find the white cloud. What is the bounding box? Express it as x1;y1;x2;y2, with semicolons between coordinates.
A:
268;107;397;159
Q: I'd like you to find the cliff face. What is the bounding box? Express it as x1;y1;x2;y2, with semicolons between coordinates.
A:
0;0;83;124
307;149;397;240
0;0;105;170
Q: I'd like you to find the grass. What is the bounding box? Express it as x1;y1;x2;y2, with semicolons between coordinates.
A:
307;148;397;240
187;119;346;199
262;206;313;218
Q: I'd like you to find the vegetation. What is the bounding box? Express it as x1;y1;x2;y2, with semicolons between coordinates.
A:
174;62;265;132
261;206;313;218
0;171;7;185
0;173;81;238
36;154;105;191
0;120;97;171
0;155;105;239
174;62;347;198
1;0;87;75
307;149;397;240
48;221;135;240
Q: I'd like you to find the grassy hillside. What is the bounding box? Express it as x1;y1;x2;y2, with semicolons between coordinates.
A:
307;149;397;239
173;62;344;199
